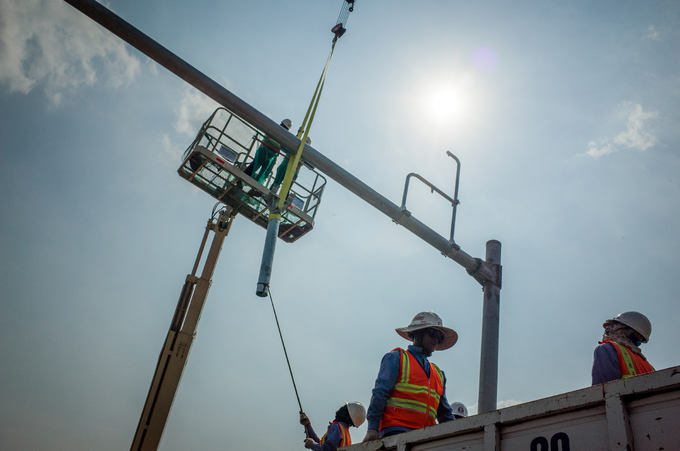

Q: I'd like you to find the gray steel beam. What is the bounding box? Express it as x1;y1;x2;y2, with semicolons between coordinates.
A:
62;0;498;286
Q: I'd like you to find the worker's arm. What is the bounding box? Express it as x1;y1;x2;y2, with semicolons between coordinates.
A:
364;350;401;440
300;413;320;442
592;342;621;385
436;371;456;423
305;423;343;451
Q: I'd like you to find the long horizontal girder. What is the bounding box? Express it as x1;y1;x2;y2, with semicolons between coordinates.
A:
62;0;496;286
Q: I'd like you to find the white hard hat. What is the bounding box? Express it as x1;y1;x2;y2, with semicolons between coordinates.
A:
280;119;293;130
450;402;468;418
305;136;312;145
395;311;458;350
604;311;652;343
346;402;366;427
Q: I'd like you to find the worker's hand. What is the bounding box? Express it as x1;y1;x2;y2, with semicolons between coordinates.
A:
304;438;317;449
363;430;380;442
299;412;311;427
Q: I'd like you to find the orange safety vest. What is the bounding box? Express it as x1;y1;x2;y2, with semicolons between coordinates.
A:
260;136;282;153
319;422;351;448
379;348;445;431
603;340;655;378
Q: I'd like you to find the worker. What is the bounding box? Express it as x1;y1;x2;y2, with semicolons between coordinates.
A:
270;136;311;194
591;311;655;385
299;402;366;451
450;402;468;419
243;118;292;184
363;311;457;442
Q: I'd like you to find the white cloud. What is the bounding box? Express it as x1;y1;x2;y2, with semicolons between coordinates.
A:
647;25;661;41
146;58;159;76
173;85;219;136
0;0;140;104
160;134;182;165
160;86;219;166
586;141;616;158
586;103;659;158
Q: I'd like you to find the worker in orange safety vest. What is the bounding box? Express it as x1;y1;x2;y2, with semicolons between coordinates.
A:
299;402;365;451
363;312;458;441
591;311;655;385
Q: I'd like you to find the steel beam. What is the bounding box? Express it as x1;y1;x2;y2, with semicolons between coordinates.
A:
62;0;498;286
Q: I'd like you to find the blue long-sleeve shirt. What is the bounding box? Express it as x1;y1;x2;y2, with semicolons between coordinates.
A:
591;342;622;385
366;345;455;435
306;422;349;451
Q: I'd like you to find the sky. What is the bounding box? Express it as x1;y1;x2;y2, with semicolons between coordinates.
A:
1;0;679;450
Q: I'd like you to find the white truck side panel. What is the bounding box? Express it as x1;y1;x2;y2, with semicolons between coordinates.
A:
629;390;680;450
347;365;680;451
501;407;608;450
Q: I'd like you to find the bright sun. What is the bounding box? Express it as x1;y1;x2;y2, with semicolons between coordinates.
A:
427;88;464;119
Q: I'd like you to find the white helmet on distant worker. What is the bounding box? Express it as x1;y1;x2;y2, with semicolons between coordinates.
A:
603;311;652;343
450;402;468;419
346;402;366;427
280;119;293;130
305;136;312;145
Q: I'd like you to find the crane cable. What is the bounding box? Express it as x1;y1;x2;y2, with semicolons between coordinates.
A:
275;0;355;213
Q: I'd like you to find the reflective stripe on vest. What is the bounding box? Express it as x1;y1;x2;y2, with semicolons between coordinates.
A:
379;349;444;430
618;343;636;378
319;422;351;447
603;340;655;379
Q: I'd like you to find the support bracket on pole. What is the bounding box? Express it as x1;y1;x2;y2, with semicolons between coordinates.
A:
467;259;502;289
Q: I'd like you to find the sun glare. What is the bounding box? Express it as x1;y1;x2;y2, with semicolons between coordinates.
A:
428;88;462;119
412;75;481;132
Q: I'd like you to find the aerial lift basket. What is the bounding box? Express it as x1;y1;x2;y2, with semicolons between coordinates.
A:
177;107;327;243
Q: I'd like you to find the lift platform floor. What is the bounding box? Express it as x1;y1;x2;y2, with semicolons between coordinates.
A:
178;145;313;243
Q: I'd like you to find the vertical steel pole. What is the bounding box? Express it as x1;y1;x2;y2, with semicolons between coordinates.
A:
477;240;502;414
256;198;281;297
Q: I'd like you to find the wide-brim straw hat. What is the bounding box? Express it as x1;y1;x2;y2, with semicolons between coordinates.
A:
395;311;458;351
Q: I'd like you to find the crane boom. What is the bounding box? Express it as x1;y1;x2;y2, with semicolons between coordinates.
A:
130;207;235;451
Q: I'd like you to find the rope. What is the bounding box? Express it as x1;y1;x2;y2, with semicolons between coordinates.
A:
267;287;304;413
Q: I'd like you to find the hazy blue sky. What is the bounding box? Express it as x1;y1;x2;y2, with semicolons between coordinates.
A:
1;0;679;450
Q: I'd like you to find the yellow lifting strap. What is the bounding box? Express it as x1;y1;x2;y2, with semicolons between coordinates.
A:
274;40;337;214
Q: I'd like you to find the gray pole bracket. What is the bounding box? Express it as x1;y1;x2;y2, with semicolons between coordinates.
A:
467;259;502;289
393;208;412;226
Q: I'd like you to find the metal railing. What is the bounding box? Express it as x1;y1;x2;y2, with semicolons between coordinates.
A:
183;107;327;220
400;152;461;243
